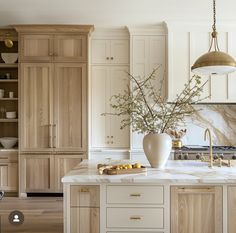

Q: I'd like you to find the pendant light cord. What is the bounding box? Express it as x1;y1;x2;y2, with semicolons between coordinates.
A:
212;0;216;33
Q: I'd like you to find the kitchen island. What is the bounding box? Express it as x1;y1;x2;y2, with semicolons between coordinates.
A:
62;159;236;233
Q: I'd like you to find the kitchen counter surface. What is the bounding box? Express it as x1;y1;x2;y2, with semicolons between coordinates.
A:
62;159;236;184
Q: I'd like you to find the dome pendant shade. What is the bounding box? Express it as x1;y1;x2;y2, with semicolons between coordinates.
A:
191;51;236;75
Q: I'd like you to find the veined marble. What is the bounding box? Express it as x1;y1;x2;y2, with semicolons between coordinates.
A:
62;159;236;184
182;105;236;146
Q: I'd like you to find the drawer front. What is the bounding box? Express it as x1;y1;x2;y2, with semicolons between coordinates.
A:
0;152;18;163
107;207;164;229
70;185;100;207
107;185;164;204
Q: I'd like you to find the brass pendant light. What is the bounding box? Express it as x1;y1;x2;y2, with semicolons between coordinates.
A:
191;0;236;75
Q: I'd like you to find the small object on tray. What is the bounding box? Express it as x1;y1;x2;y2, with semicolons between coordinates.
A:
97;163;147;175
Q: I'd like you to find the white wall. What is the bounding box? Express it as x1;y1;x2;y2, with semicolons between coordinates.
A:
1;0;236;27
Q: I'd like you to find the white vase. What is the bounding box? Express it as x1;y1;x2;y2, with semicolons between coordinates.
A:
143;133;172;168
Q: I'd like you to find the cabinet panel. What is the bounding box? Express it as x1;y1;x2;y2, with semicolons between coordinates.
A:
70;185;100;207
109;66;130;148
54;35;87;62
54;155;82;191
20;63;53;152
171;186;223;233
20;34;53;62
110;40;129;64
22;154;54;192
91;66;109;148
0;162;18;191
53;63;87;151
228;186;236;233
91;40;110;64
70;207;99;233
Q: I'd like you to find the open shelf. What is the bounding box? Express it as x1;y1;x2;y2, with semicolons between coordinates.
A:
0;79;18;82
0;119;18;123
0;64;18;68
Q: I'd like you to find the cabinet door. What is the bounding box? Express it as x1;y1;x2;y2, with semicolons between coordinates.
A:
110;40;129;64
0;163;18;192
90;66;110;148
54;154;82;192
70;207;99;233
20;34;53;62
53;63;87;152
228;186;236;233
20;154;54;192
91;40;110;64
54;35;87;62
171;186;223;233
109;66;130;148
20;63;53;152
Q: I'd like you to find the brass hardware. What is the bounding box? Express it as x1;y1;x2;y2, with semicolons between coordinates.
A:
106;57;109;60
107;141;110;144
4;39;13;48
49;124;53;148
177;187;214;193
107;136;110;138
204;128;213;168
111;141;113;144
130;216;142;220
80;188;89;193
130;193;141;197
111;136;113;138
111;57;114;60
53;124;56;148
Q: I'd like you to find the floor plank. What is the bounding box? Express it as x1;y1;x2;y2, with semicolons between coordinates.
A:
0;197;63;233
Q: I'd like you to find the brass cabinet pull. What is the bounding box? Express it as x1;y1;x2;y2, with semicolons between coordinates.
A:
106;57;109;60
130;216;142;220
111;57;114;60
177;187;215;193
130;193;141;197
80;188;89;193
49;124;53;148
53;124;56;148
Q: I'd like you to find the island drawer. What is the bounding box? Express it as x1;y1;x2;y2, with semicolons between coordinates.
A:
107;207;164;229
106;185;164;204
70;185;100;207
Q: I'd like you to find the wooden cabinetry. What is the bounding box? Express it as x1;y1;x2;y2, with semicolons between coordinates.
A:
91;39;129;64
20;154;82;193
228;186;236;233
0;151;18;192
20;34;87;62
91;66;130;148
171;186;223;233
70;185;100;233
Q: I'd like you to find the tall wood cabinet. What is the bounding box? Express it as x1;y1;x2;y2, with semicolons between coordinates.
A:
228;186;236;233
14;25;94;194
171;186;223;233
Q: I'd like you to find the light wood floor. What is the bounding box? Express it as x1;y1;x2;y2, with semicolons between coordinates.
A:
0;197;63;233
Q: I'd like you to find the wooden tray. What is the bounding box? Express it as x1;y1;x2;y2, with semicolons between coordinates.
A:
97;164;147;175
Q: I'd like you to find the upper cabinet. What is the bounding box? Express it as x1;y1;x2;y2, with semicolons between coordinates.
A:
91;39;129;64
15;25;94;63
166;22;236;103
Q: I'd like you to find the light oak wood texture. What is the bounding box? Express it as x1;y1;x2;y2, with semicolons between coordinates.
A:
171;186;223;233
14;24;94;34
53;63;87;152
228;186;236;233
70;185;100;207
0;28;18;41
0;197;63;233
70;207;99;233
20;63;53;152
20;34;53;62
21;154;54;192
54;155;82;192
54;35;87;62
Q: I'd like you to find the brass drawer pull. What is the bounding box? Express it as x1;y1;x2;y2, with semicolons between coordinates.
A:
130;193;141;197
130;216;142;220
80;188;89;193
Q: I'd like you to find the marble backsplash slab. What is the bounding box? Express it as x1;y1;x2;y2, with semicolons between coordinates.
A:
182;105;236;146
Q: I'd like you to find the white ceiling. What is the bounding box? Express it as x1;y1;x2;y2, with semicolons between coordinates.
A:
0;0;236;27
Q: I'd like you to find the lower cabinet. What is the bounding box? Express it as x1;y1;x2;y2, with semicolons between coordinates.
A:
20;154;82;194
228;186;236;233
0;152;18;193
70;185;100;233
171;186;223;233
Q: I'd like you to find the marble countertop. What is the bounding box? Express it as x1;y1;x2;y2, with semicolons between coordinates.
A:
62;159;236;184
